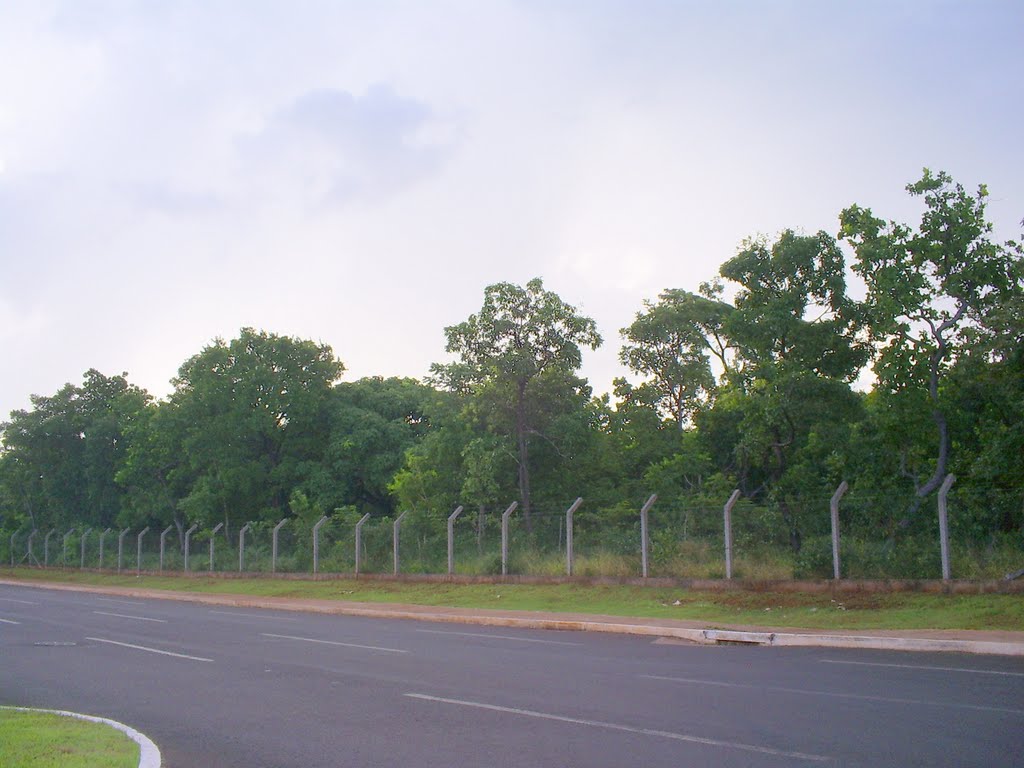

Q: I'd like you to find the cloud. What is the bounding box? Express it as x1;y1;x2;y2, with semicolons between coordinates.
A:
235;85;460;208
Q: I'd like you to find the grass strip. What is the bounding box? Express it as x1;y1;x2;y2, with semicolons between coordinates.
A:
0;710;139;768
2;567;1022;631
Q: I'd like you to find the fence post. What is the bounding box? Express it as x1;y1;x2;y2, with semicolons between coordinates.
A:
354;514;371;576
26;530;38;566
447;506;464;576
117;528;129;573
938;474;956;581
313;516;329;575
99;528;112;569
159;526;173;572
641;494;657;578
208;522;224;573
272;519;289;574
44;530;56;567
393;512;409;575
184;523;199;572
239;523;252;572
62;529;75;567
10;531;16;567
830;481;849;580
136;527;150;575
80;528;91;569
565;498;583;576
501;502;519;576
723;489;741;580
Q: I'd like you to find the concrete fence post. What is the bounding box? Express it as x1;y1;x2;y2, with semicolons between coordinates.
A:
137;527;150;575
501;502;519;576
565;498;583;576
723;489;741;580
159;526;173;572
938;474;956;581
272;518;289;574
209;522;224;573
9;531;16;567
62;529;75;567
239;523;252;572
26;529;38;566
117;528;130;574
447;506;464;576
80;528;91;569
184;523;199;572
354;514;371;576
640;494;657;578
393;511;409;575
313;516;329;575
44;530;56;567
99;528;112;570
830;481;849;580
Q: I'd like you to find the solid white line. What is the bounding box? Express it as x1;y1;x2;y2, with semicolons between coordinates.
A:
0;617;21;625
642;675;1024;717
405;693;832;762
820;659;1024;678
210;610;297;621
94;597;146;607
0;597;37;605
1;706;161;768
87;636;213;662
415;628;581;646
261;633;407;654
94;611;167;623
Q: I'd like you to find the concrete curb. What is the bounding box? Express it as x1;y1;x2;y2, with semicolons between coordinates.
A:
0;706;161;768
4;579;1024;656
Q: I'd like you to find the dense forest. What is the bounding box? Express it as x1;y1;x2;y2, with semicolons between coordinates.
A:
3;171;1022;579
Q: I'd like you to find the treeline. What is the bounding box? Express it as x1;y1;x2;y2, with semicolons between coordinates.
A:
2;170;1022;577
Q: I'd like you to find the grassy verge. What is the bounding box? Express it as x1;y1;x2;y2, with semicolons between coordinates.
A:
0;709;138;768
2;567;1022;631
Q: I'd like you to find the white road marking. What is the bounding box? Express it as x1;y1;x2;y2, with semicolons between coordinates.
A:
0;617;21;625
94;611;167;623
415;628;581;646
87;637;213;662
820;659;1024;678
209;610;297;621
642;675;1024;716
93;598;146;607
261;633;407;654
0;597;37;605
405;693;832;762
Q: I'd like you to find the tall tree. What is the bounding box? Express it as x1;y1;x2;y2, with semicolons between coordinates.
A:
840;170;1024;508
169;328;344;533
430;278;601;526
619;284;732;429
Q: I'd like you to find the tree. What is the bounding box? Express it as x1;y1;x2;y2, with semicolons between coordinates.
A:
840;170;1024;510
0;370;150;533
168;328;344;534
619;286;728;429
430;278;601;527
711;230;869;550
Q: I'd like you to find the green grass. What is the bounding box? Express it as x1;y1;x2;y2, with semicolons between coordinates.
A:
2;567;1022;631
0;710;139;768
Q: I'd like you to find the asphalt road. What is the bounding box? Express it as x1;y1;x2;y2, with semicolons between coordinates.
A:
1;583;1023;767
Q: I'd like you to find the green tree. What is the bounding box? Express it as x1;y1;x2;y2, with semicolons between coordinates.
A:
430;278;602;527
840;170;1024;509
619;285;729;429
168;328;344;534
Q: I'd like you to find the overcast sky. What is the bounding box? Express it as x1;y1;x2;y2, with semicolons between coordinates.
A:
1;0;1022;419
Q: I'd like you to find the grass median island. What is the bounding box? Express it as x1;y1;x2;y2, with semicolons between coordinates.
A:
0;709;139;768
2;567;1023;631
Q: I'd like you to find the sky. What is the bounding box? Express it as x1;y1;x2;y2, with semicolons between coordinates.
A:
1;0;1022;420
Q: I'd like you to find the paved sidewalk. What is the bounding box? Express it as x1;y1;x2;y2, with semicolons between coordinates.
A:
6;578;1024;657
